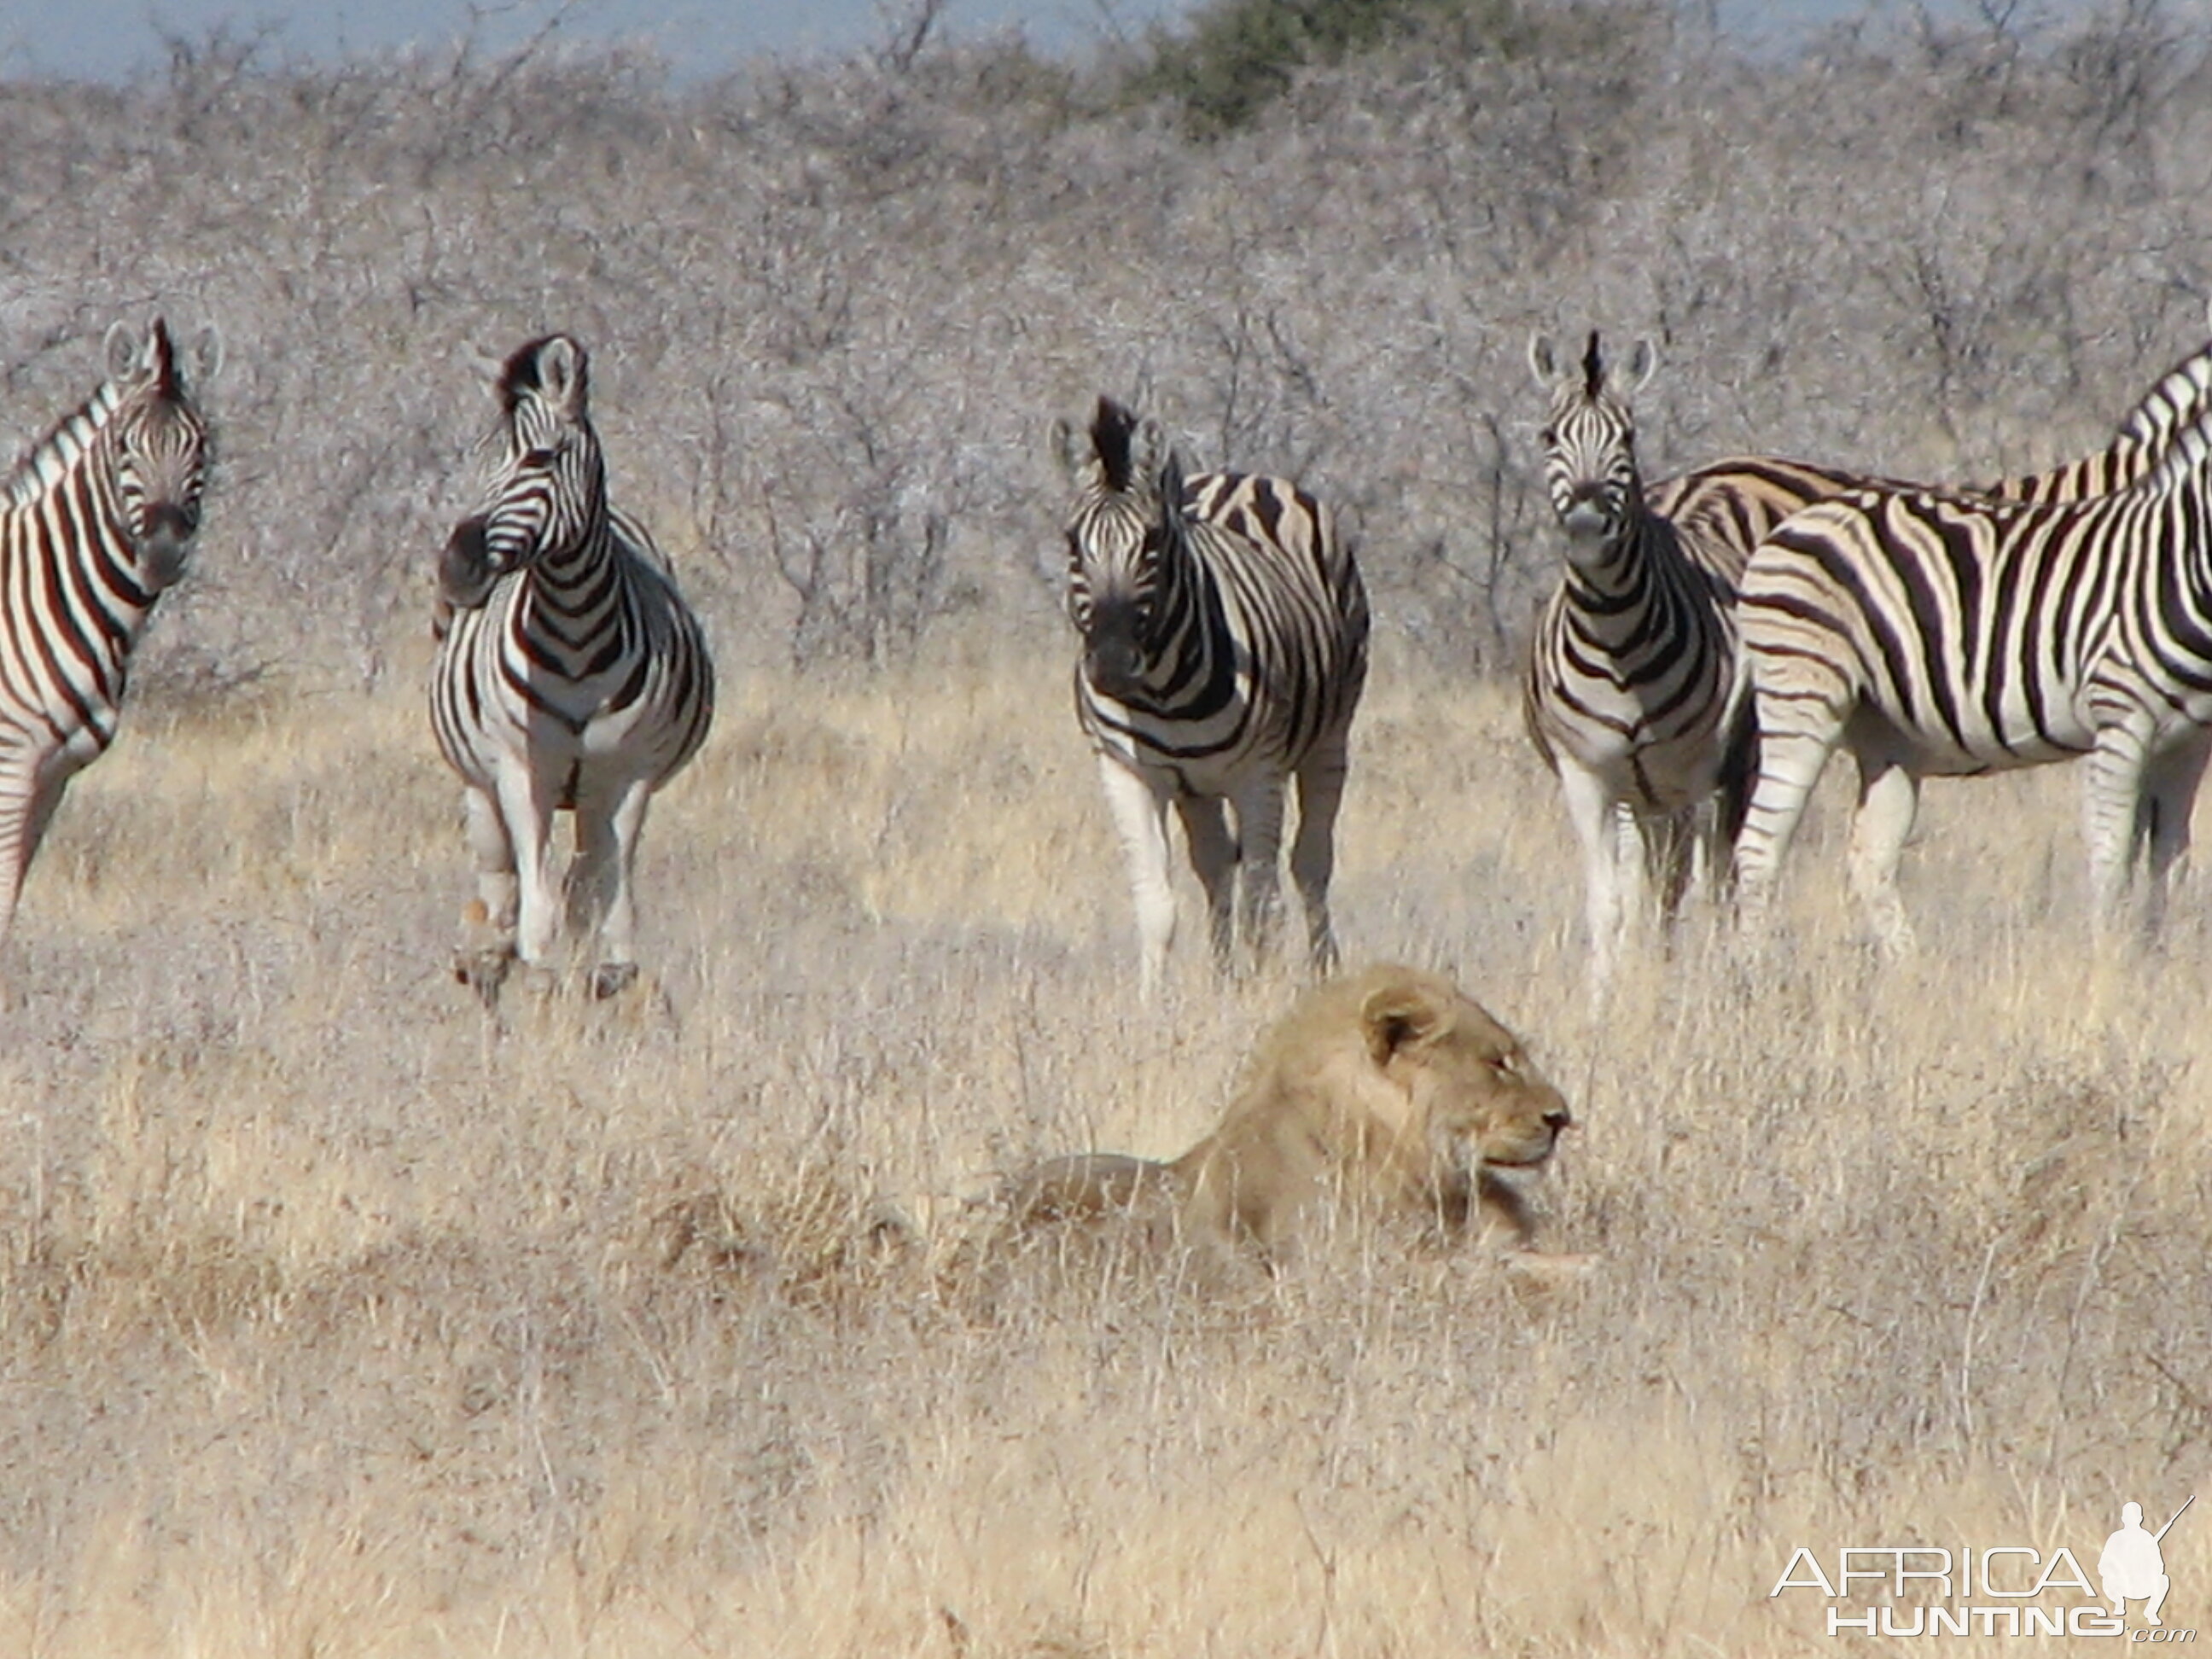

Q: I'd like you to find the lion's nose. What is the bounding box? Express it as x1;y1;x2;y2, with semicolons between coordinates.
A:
1544;1105;1573;1134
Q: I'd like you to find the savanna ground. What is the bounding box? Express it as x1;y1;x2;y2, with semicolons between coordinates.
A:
3;0;2212;1649
0;630;2205;1655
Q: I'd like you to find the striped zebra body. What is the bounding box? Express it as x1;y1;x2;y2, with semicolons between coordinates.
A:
1734;387;2212;948
1523;332;1751;982
1052;396;1369;992
430;335;714;1000
0;318;218;955
1644;456;1871;597
1645;324;2212;592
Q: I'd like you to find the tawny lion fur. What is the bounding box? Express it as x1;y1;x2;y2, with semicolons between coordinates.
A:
1009;963;1572;1261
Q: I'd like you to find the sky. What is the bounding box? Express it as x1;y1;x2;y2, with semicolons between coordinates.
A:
0;0;2126;83
0;0;1196;81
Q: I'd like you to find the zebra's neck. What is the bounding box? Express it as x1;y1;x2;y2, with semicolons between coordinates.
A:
1144;517;1226;667
2165;434;2212;601
515;515;633;651
0;400;157;647
4;381;125;510
1560;496;1663;604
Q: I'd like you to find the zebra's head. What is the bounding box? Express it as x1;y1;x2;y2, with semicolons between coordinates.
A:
441;334;608;612
102;317;220;595
1529;330;1656;563
1053;395;1180;702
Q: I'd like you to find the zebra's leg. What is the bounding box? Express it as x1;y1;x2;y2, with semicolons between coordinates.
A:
1691;790;1738;910
1173;794;1237;970
2135;733;2212;935
492;760;563;973
2083;722;2156;937
570;775;654;999
1289;734;1352;974
1229;773;1290;972
453;781;523;1004
1615;799;1653;958
1847;754;1921;954
1097;758;1177;995
1732;697;1846;934
0;760;66;968
463;784;519;939
2087;720;2158;942
1557;759;1629;986
1650;806;1698;934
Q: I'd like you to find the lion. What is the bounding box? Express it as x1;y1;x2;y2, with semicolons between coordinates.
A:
1007;963;1574;1268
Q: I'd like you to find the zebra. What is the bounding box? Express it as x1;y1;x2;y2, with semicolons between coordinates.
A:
1050;395;1370;994
1523;331;1751;984
0;317;219;961
1528;323;2212;979
1732;365;2212;951
430;334;714;1001
1645;315;2212;595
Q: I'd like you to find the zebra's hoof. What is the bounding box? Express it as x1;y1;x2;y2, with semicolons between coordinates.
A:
453;945;515;1008
591;961;640;1001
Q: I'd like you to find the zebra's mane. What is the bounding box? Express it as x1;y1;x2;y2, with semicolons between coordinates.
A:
1089;397;1142;494
609;504;678;576
2151;399;2212;492
1580;331;1605;399
3;376;126;510
2119;335;2212;446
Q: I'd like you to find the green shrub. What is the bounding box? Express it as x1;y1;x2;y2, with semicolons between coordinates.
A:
1126;0;1529;137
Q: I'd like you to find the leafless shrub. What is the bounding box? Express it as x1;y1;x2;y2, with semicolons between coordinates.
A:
0;0;2202;699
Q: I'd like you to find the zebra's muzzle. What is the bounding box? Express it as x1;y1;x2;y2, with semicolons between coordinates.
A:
1559;498;1613;542
1084;637;1146;702
439;517;503;611
137;504;199;591
1082;597;1150;701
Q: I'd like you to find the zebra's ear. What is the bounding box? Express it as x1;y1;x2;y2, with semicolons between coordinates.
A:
1131;415;1169;486
535;335;589;417
104;321;144;383
1528;333;1561;389
186;324;224;388
1622;337;1659;396
1048;414;1083;482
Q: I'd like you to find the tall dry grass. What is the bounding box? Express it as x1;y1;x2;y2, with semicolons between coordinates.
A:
0;629;2203;1655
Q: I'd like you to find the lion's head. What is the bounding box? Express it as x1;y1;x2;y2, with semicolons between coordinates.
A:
1173;963;1572;1257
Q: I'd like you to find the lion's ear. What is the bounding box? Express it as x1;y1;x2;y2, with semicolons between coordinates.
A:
1361;979;1448;1065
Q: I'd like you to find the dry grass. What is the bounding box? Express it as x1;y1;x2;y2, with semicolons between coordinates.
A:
0;631;2206;1656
